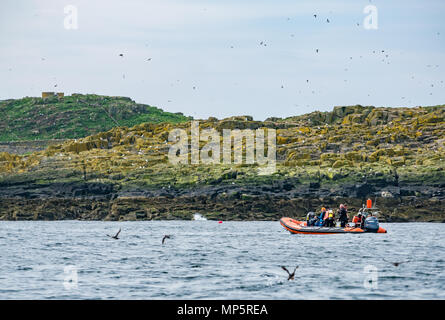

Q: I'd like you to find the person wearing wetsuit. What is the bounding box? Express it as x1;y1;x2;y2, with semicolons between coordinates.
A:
338;204;348;227
359;213;365;229
306;212;316;226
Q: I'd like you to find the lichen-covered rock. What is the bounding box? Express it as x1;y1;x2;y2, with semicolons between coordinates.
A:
332;159;352;168
0;104;444;221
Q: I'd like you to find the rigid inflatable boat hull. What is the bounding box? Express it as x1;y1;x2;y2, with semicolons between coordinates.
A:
280;217;387;234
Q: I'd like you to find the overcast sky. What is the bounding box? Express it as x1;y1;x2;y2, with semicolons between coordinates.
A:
1;0;444;120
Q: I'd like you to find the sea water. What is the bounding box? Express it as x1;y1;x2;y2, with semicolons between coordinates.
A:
0;221;444;299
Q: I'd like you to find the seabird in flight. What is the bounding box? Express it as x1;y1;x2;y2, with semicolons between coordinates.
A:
107;228;121;240
383;258;410;267
162;235;171;244
281;266;298;280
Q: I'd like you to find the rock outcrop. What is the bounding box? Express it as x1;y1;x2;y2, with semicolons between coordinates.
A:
0;104;444;222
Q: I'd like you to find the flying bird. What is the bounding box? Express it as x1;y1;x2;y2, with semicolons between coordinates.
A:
107;228;121;240
383;258;410;267
162;235;171;244
326;18;330;23
313;14;317;18
119;53;124;57
281;266;298;280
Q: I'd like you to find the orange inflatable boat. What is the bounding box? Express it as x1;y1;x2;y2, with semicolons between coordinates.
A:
280;217;387;235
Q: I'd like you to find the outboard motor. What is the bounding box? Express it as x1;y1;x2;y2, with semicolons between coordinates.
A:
364;216;379;233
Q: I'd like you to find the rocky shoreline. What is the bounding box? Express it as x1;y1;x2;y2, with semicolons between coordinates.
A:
1;180;443;222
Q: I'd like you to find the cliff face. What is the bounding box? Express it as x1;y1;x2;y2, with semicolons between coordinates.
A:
0;104;444;222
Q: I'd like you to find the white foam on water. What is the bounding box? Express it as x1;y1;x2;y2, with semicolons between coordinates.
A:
193;213;207;221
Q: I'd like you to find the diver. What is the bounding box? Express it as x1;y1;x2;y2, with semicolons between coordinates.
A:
312;215;320;226
359;212;366;229
337;204;348;227
306;212;316;226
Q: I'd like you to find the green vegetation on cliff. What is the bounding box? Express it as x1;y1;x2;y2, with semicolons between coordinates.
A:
0;94;191;142
0;103;444;221
1;104;444;184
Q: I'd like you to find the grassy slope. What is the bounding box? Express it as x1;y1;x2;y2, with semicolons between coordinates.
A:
0;94;191;142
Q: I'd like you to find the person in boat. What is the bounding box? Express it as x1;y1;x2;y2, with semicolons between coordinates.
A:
318;207;327;226
312;215;320;226
337;204;348;227
360;213;366;229
352;212;365;229
306;212;317;226
325;209;335;227
352;213;361;226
